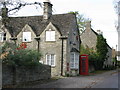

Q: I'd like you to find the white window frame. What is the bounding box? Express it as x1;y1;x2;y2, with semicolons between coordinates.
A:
22;32;31;42
46;54;55;67
46;30;55;41
70;53;79;69
0;32;6;42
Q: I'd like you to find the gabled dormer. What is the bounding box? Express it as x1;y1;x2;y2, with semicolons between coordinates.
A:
43;22;61;42
0;22;11;43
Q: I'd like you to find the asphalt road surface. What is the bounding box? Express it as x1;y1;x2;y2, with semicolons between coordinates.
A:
91;71;119;88
0;61;2;89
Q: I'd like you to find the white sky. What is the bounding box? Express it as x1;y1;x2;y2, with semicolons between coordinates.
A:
11;0;118;49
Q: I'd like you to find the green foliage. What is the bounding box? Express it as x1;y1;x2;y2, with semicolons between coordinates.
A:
68;11;91;34
1;42;42;67
80;45;95;55
96;35;108;62
80;34;109;70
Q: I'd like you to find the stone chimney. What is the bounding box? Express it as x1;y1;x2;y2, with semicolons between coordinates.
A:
1;7;8;24
43;0;53;20
1;7;8;18
85;21;91;32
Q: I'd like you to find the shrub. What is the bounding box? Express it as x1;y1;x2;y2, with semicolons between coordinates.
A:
1;42;42;67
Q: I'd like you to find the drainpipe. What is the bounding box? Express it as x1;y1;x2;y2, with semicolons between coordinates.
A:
34;37;40;52
38;40;40;52
61;39;64;76
60;36;68;76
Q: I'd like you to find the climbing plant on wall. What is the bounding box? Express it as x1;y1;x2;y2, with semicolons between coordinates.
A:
95;34;108;70
96;35;108;61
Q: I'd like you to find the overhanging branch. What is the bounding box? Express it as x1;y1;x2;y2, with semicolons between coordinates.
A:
8;2;42;13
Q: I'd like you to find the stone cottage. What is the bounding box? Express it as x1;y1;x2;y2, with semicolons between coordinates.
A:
0;1;80;77
80;21;113;68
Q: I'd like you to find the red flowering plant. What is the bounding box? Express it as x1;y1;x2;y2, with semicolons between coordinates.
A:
17;42;27;50
1;42;42;67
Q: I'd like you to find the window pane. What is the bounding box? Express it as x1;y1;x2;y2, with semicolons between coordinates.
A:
46;31;51;41
46;54;55;66
75;54;79;69
23;32;31;42
0;33;4;42
50;31;55;41
51;54;55;66
70;53;75;68
46;55;50;65
46;31;55;41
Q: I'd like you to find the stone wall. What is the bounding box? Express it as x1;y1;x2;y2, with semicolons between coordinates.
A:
2;64;51;87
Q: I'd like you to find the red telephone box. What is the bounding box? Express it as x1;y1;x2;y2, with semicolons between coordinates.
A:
80;54;89;75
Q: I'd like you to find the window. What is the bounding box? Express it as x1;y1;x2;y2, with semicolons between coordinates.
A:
0;32;6;42
46;30;55;41
23;32;31;42
46;54;55;66
70;53;79;69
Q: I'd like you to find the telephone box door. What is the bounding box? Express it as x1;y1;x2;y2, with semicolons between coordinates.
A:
80;54;89;75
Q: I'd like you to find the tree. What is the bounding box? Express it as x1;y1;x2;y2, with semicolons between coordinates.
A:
96;35;108;69
96;35;108;60
0;0;42;15
69;11;91;34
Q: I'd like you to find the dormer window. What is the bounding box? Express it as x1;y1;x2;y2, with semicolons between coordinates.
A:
22;32;31;42
46;29;55;41
0;32;6;42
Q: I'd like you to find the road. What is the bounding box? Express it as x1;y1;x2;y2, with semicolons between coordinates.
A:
91;71;119;88
16;69;119;88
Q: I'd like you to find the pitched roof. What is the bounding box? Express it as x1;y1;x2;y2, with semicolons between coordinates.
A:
91;29;112;49
70;48;80;52
4;13;77;37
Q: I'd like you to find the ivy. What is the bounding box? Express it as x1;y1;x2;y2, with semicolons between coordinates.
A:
96;35;108;62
